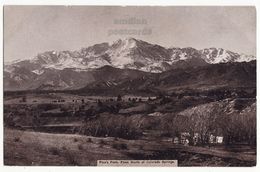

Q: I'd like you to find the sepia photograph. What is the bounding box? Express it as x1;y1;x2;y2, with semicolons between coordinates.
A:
3;6;256;166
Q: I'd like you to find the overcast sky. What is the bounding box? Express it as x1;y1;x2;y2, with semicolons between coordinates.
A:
4;6;256;62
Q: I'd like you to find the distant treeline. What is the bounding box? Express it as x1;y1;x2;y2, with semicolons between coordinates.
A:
4;86;256;99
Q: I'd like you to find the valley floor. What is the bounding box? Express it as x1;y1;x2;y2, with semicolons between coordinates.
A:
4;128;256;166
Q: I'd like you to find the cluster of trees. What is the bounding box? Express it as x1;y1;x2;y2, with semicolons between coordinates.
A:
160;101;256;146
221;105;256;145
80;114;142;139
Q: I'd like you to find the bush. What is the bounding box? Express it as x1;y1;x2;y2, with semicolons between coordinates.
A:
73;138;78;142
86;138;92;142
99;139;106;145
48;147;60;155
37;104;57;111
78;144;84;150
14;137;20;142
64;151;79;165
112;143;128;150
160;97;172;105
117;95;122;101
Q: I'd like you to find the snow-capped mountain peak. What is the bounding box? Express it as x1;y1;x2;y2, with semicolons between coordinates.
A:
4;38;256;91
5;38;256;75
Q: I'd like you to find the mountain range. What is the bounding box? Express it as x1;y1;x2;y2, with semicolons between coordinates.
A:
4;38;256;91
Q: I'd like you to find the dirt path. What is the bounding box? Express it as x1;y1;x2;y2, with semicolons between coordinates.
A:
167;144;256;162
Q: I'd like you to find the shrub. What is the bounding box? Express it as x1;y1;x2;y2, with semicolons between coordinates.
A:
78;144;84;150
160;97;172;105
86;138;92;142
112;143;128;150
117;95;122;101
64;151;79;165
48;147;60;155
112;143;118;149
99;139;106;145
73;138;78;142
37;104;57;111
14;137;20;142
119;143;128;150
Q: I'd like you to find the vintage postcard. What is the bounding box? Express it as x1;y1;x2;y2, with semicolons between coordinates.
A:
3;6;256;167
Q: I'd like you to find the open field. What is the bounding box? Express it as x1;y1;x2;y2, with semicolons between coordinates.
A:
4;93;152;105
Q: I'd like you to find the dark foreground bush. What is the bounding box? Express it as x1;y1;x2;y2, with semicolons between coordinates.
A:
86;138;92;142
64;151;80;165
99;139;107;145
112;143;128;150
14;137;20;142
48;147;60;155
78;144;84;150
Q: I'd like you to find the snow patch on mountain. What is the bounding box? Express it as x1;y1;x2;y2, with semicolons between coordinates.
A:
108;38;136;68
200;48;255;64
14;76;23;81
32;69;44;75
236;54;256;62
87;58;110;68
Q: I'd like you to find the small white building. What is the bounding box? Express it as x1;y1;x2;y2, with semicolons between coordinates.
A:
209;134;224;144
180;132;190;145
209;134;216;144
193;133;199;145
216;136;224;144
173;137;179;144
